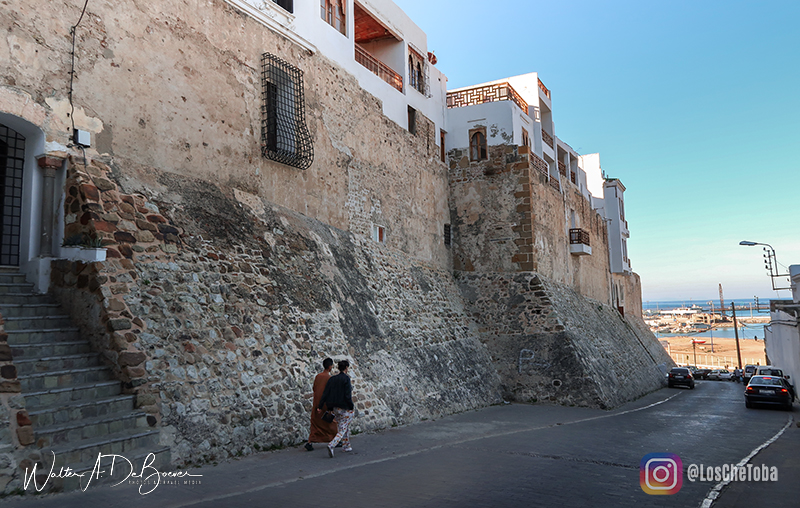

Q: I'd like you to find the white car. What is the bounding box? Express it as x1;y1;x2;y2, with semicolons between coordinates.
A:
708;369;732;381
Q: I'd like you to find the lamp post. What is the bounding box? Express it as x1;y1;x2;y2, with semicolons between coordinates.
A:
739;241;791;290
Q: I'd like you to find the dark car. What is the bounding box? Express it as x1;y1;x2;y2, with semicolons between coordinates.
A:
687;366;709;380
668;367;695;389
745;376;793;410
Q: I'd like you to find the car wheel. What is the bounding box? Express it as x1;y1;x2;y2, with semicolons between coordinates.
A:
668;383;673;388
690;383;695;389
745;400;752;408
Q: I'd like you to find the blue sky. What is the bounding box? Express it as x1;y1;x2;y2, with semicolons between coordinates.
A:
395;0;800;302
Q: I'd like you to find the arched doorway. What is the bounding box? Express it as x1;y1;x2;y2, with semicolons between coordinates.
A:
0;123;25;266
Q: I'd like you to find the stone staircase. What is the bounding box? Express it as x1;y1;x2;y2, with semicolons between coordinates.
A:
0;270;169;491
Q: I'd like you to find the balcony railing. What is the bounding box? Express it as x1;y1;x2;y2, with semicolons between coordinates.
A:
542;129;554;149
538;78;551;99
355;45;403;92
447;82;528;112
558;160;567;176
570;171;576;185
569;228;590;246
549;177;561;192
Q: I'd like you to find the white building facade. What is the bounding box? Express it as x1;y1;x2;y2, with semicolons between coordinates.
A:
764;265;800;390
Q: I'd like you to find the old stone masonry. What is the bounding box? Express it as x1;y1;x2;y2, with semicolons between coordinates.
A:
0;0;672;494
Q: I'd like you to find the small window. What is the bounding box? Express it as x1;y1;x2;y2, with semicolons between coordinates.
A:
469;128;487;161
408;47;428;95
372;225;385;243
521;127;530;148
320;0;346;36
444;224;451;247
440;129;446;163
273;0;293;13
407;106;417;134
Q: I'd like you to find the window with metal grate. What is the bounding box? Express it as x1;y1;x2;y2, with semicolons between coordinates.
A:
261;53;314;170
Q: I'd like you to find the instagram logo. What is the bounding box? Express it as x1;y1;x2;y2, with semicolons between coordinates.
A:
640;453;682;495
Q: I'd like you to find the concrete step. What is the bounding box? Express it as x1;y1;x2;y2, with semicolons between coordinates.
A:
19;365;114;391
35;444;171;493
5;328;82;344
35;412;150;448
22;380;122;408
14;352;102;376
0;282;35;294
10;340;92;358
0;303;63;317
0;292;55;305
28;394;138;428
3;315;74;331
45;429;163;467
0;272;27;284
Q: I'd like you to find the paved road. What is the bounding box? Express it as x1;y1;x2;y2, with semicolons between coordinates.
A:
6;380;794;508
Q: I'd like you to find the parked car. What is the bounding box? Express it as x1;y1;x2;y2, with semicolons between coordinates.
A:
743;364;758;383
688;366;710;380
753;367;795;400
668;367;695;389
708;369;732;381
745;376;793;410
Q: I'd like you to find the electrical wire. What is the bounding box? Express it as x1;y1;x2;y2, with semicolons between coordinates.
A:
68;0;90;167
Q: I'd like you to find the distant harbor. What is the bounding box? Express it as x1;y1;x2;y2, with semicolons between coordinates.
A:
642;300;770;338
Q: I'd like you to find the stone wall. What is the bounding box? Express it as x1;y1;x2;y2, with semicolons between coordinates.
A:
47;156;501;465
448;143;611;304
1;0;450;268
456;272;674;409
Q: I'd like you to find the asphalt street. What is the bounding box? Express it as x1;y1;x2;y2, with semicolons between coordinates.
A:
4;380;795;508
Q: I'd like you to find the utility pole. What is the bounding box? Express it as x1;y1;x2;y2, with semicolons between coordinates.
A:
732;302;743;369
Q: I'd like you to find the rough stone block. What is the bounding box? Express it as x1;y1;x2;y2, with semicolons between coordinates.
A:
1;365;17;379
16;426;34;446
119;351;147;367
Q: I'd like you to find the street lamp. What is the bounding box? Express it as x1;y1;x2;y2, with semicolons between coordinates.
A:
739;241;791;291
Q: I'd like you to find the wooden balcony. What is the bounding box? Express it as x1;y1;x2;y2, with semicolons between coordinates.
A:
549;177;561;192
542;130;554;149
538;78;551;99
558;160;567;176
447;82;528;112
355;45;403;92
570;171;576;185
569;228;591;256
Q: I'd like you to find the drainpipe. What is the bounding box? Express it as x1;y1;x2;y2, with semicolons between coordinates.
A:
35;155;66;257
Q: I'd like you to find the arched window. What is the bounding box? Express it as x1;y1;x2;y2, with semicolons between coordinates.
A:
408;55;416;89
416;62;423;93
469;129;487;161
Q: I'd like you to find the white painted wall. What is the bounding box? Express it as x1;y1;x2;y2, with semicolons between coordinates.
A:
581;153;604;199
445;101;517;151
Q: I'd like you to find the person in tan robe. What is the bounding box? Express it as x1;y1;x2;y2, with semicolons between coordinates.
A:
305;358;337;451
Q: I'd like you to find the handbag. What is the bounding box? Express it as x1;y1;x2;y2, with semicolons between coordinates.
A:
321;411;335;423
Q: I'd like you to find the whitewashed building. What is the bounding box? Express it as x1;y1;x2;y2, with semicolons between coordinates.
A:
228;0;447;134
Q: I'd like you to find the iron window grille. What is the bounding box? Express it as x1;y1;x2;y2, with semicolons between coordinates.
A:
261;53;314;170
0;124;25;266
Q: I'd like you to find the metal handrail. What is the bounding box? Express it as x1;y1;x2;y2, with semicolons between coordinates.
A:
355;45;403;92
569;228;590;246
